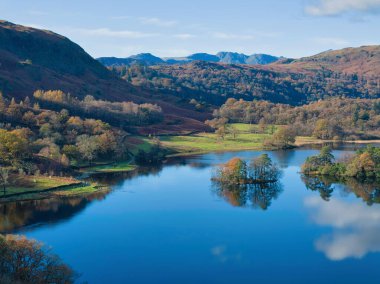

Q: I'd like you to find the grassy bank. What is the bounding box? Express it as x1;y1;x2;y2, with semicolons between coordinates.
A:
0;175;105;202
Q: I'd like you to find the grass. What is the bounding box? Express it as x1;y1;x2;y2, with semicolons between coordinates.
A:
0;175;107;202
4;176;80;195
160;124;272;155
83;161;137;173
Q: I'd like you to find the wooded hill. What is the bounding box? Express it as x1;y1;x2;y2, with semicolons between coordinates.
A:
109;46;380;106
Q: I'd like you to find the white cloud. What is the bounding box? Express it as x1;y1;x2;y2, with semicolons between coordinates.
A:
305;196;380;260
213;32;255;40
139;17;177;27
312;37;350;46
306;0;380;16
74;28;160;39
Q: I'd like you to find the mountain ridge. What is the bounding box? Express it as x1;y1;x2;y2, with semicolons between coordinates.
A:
98;52;281;66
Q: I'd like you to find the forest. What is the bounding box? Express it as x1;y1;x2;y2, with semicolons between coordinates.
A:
110;60;380;106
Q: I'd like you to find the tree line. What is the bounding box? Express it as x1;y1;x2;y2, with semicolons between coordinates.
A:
211;97;380;140
33;90;163;128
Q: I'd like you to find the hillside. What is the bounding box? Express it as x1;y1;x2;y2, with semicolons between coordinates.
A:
0;20;209;134
272;45;380;78
110;46;380;105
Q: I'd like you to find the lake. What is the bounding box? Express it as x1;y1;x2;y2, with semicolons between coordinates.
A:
1;145;380;284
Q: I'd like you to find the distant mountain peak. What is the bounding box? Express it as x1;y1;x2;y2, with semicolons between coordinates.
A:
97;51;281;67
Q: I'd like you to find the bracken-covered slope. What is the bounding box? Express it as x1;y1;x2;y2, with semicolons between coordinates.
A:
271;45;380;77
0;20;210;133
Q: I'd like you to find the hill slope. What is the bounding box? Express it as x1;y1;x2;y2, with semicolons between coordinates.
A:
0;20;210;133
112;46;380;105
272;45;380;77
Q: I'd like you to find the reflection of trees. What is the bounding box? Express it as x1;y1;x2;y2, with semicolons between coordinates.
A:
270;150;295;168
89;165;163;185
302;175;380;205
0;190;109;233
302;175;334;201
341;178;380;206
212;181;283;210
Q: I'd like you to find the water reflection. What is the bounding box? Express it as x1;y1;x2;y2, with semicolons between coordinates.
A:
0;189;110;233
302;175;380;205
212;182;283;210
303;175;380;261
305;196;380;261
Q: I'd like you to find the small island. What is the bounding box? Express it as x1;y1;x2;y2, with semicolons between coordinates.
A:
302;146;380;179
212;154;281;185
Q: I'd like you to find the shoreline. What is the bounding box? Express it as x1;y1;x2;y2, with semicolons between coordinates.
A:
2;138;379;203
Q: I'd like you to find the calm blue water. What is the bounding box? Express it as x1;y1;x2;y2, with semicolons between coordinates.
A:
2;146;380;283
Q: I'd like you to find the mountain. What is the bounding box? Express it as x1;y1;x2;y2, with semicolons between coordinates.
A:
216;52;249;64
0;20;210;134
246;54;280;65
187;53;220;62
98;52;281;66
112;45;380;105
129;53;165;65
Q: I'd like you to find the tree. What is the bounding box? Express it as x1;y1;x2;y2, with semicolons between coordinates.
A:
249;154;280;182
258;119;266;133
228;125;238;139
267;127;296;149
0;129;30;166
216;126;226;140
0;166;9;195
76;135;99;164
0;235;77;284
213;158;247;185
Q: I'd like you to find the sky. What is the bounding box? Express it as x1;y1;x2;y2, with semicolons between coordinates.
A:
1;0;380;58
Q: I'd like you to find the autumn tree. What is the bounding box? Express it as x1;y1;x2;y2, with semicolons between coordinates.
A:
266;127;296;149
0;235;77;284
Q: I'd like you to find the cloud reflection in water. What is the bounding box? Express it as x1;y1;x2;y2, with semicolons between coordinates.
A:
305;196;380;261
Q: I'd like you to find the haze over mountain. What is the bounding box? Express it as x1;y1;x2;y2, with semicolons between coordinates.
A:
98;52;281;67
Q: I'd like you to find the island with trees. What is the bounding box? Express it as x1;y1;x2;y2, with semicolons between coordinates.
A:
212;154;281;185
211;155;282;210
302;146;380;179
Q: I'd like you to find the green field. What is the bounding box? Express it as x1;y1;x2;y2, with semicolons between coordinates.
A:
160;124;272;155
0;175;105;202
83;161;137;173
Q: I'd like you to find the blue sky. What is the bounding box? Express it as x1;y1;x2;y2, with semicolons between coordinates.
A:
1;0;380;58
